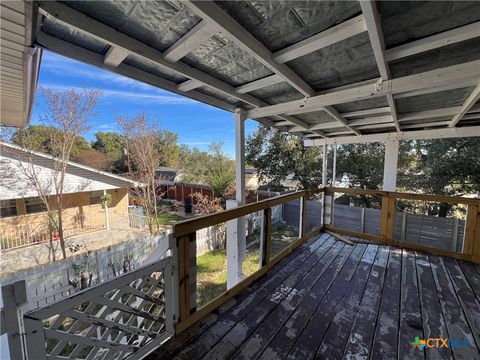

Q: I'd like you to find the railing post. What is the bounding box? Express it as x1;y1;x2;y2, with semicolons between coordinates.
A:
380;195;396;243
23;316;47;360
323;188;334;226
178;232;195;322
168;233;180;327
299;196;307;238
226;200;245;289
2;280;28;360
463;204;480;256
261;207;272;266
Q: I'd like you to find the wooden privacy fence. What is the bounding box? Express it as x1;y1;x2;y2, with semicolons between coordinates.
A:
323;187;480;262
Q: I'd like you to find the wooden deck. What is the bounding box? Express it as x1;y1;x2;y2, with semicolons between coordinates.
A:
148;233;480;360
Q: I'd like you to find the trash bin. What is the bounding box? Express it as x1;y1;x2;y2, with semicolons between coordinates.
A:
184;199;192;214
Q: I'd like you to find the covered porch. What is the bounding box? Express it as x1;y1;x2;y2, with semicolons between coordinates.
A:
1;0;480;359
149;233;480;360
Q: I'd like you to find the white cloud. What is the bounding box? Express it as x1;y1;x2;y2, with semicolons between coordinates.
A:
40;51;196;104
40;83;196;105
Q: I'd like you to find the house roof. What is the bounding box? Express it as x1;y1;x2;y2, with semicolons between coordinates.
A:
4;1;480;140
0;141;142;200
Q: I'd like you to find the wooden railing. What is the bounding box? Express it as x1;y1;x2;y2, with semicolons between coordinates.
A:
324;187;480;262
173;186;480;332
172;188;324;332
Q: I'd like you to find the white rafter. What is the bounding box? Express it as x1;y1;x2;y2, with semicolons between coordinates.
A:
306;126;480;146
234;75;283;94
272;15;367;64
177;79;203;92
163;20;216;63
323;106;360;135
386;21;480;62
245;61;480;119
341;107;391;118
103;46;129;67
38;1;320;136
359;0;401;132
449;82;480;127
183;0;315;97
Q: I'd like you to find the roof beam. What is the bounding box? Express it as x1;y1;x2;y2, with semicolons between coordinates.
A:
342;106;391;118
359;0;401;132
394;79;479;99
449;82;480;127
323;105;360;135
306;126;480;146
103;46;129;67
245;60;480;119
35;31;238;113
398;107;461;122
234;75;283;94
272;15;367;64
177;79;203;92
183;0;315;97
386;21;480;62
163;20;216;63
37;1;316;134
38;2;265;108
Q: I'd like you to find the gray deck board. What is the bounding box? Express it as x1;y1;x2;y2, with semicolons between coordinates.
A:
147;234;480;360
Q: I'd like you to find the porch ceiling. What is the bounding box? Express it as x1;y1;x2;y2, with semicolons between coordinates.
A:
31;1;480;138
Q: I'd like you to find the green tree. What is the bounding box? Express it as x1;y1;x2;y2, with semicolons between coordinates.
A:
91;132;127;173
205;143;235;198
12;125;90;156
246;126;322;191
178;142;235;198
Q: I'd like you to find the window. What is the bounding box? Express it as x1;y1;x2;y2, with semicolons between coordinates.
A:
25;197;47;214
0;199;17;217
89;191;103;205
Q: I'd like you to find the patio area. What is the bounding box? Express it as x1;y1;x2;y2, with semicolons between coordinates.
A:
149;232;480;360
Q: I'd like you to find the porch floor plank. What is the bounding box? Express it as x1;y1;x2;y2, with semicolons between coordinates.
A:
147;233;480;360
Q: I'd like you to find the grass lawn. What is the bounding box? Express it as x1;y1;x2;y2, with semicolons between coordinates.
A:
156;212;186;225
195;223;298;308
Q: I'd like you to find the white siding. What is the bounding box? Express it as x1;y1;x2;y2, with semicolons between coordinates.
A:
0;146;134;200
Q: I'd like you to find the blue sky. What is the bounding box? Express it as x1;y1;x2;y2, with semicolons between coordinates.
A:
31;50;259;158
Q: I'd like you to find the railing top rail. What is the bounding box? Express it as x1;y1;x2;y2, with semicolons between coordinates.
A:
328;187;480;205
173;188;324;238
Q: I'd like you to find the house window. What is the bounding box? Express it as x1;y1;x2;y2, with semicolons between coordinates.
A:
25;197;47;214
0;199;17;217
89;191;103;205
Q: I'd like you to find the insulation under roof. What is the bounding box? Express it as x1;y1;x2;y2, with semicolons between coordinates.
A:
30;0;480;139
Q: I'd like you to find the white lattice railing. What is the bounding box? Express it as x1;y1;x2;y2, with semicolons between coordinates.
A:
22;255;175;360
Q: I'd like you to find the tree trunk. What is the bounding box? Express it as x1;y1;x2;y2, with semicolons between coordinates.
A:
48;217;56;262
56;195;67;259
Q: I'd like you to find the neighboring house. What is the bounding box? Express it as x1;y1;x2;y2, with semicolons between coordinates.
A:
0;141;141;250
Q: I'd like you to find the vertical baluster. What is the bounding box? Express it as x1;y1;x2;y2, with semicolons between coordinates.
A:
261;207;272;266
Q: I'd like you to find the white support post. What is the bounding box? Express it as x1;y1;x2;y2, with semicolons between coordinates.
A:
226;109;246;289
103;189;110;230
322;144;328;187
383;139;399;191
332;144;337;186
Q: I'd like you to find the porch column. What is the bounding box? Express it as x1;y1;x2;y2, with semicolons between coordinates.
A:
383;139;399;191
322;144;332;225
226;109;246;289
